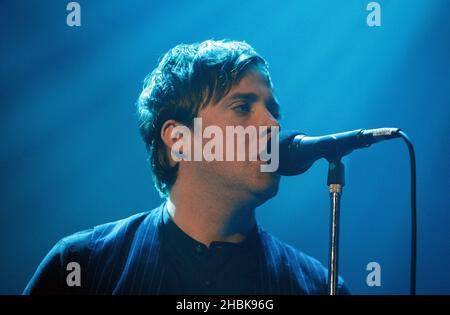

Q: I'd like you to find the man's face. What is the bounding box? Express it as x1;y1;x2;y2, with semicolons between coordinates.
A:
189;67;281;205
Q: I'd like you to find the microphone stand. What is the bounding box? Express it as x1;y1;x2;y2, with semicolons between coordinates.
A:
327;158;345;295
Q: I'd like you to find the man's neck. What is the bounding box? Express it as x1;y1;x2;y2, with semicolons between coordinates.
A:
166;181;257;247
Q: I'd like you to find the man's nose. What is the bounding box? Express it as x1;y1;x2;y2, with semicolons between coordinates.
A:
259;104;280;129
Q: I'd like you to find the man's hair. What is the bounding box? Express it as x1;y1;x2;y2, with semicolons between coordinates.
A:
136;39;271;196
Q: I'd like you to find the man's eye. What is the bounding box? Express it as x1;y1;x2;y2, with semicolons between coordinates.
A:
233;103;252;115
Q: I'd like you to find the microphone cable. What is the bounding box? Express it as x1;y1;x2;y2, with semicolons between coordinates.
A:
398;131;417;295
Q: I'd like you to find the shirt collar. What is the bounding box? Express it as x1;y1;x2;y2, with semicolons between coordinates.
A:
161;203;260;254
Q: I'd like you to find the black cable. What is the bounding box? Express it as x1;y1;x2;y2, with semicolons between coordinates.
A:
398;130;417;295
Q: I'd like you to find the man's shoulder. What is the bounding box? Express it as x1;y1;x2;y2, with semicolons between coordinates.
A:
258;229;328;280
59;211;144;248
24;205;163;294
60;205;163;260
258;228;350;294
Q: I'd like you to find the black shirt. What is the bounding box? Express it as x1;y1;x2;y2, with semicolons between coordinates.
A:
160;207;261;294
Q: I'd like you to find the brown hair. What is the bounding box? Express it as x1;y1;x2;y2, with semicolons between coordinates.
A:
136;39;271;196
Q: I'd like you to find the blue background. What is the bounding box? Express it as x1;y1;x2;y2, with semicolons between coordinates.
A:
1;0;449;294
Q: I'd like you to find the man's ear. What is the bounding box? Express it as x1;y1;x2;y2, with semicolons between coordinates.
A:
160;120;190;166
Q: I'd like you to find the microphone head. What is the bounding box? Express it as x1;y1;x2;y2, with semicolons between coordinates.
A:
277;127;403;176
277;130;313;176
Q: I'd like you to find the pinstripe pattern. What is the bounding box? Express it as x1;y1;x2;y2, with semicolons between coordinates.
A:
87;212;149;294
95;219;132;293
25;202;350;295
85;203;347;294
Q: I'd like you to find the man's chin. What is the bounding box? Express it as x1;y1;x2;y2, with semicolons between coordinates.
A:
250;173;280;204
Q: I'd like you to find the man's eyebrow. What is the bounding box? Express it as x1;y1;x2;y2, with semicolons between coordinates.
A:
227;92;259;102
227;92;278;107
226;91;281;117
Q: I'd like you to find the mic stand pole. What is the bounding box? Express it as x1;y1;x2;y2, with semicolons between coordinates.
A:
327;158;345;295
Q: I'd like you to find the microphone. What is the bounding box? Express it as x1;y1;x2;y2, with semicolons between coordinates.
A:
278;128;401;176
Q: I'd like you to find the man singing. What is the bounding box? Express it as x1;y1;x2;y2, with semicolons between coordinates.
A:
24;39;350;294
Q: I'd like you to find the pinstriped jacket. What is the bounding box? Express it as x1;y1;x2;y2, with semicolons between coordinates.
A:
24;203;350;295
